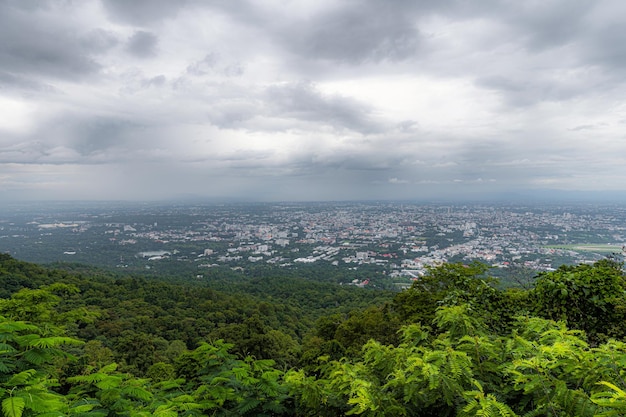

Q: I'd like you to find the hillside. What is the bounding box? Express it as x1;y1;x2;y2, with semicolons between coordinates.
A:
2;254;626;415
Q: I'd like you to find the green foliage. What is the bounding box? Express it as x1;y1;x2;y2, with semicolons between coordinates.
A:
0;315;82;416
1;253;394;375
2;396;25;417
5;254;626;416
392;262;513;333
592;381;626;416
460;381;517;417
174;340;288;416
433;304;483;339
288;305;626;416
67;363;157;415
531;259;626;343
290;306;483;416
504;318;599;416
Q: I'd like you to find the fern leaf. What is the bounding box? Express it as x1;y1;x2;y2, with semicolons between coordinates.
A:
6;369;37;386
22;391;65;413
2;396;25;417
68;398;101;413
153;378;184;391
236;398;260;414
121;386;153;402
0;360;13;373
29;336;82;348
152;405;178;417
597;381;626;397
94;375;123;390
99;362;119;373
66;372;108;385
21;348;51;365
173;400;203;411
0;342;17;353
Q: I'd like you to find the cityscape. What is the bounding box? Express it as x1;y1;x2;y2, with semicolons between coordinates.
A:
1;201;625;288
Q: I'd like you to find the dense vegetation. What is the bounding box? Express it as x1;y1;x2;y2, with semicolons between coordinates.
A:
2;253;626;416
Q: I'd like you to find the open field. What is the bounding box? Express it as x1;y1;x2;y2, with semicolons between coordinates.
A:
546;244;625;253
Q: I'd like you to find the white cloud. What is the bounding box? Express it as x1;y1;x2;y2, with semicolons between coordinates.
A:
0;97;36;134
388;178;409;184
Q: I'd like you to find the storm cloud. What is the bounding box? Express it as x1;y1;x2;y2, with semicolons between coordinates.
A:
1;0;626;202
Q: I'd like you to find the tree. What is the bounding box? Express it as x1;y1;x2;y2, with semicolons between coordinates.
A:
392;262;512;334
175;340;288;416
0;315;82;416
531;259;626;343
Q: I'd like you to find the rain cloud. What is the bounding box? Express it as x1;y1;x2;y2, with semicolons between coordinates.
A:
1;0;626;202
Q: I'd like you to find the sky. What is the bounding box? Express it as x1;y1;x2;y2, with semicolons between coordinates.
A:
1;0;626;202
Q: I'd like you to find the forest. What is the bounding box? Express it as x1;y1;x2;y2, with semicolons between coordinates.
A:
2;253;626;416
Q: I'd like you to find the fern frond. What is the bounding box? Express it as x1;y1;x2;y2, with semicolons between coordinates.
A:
6;369;37;386
121;386;153;402
28;336;82;348
2;396;25;417
21;348;50;365
151;405;178;417
236;397;260;414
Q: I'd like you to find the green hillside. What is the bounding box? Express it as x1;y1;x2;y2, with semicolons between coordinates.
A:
2;253;626;416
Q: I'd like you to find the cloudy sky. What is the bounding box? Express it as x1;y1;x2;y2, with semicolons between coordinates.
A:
1;0;626;202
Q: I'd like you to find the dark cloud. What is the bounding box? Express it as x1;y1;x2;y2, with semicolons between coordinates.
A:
2;0;626;201
126;31;159;58
498;0;593;51
310;153;399;172
0;3;102;80
12;116;147;163
0;71;56;93
201;81;383;133
475;75;583;107
281;2;420;64
101;0;188;25
205;101;259;131
80;29;119;52
69;117;145;157
0;141;80;165
0;2;122;88
264;82;381;133
584;23;626;70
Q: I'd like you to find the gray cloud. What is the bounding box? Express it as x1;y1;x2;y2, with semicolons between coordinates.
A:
475;75;587;108
66;117;143;157
196;80;384;134
282;4;420;64
186;53;244;78
187;54;219;76
264;82;382;133
2;0;626;201
0;2;131;87
584;23;626;70
126;31;159;58
101;0;188;25
499;1;593;51
80;28;120;52
0;71;56;93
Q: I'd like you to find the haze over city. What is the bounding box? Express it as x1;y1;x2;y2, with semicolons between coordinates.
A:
2;0;626;202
